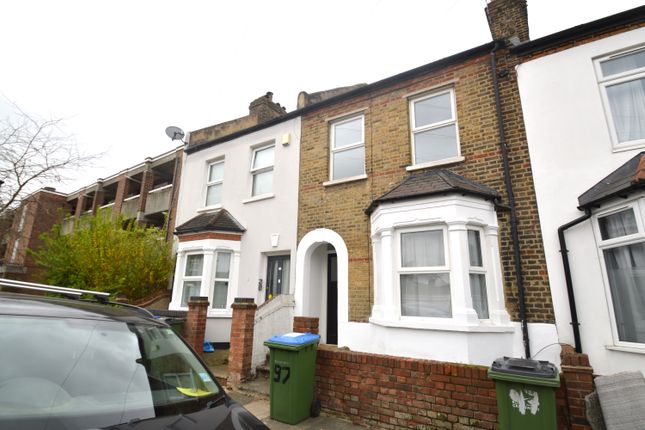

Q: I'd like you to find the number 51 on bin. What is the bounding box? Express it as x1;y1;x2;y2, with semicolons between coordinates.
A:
274;363;291;384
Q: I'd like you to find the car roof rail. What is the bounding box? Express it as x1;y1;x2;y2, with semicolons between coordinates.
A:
0;278;111;303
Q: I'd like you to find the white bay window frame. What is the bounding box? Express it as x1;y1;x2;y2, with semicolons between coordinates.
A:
370;195;510;331
595;46;645;151
170;240;241;316
594;197;645;348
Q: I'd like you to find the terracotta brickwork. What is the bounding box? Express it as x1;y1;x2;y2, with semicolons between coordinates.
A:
293;316;319;334
315;346;500;429
316;345;593;430
557;345;594;430
2;190;68;282
177;232;242;242
297;47;553;323
184;296;209;357
228;298;257;385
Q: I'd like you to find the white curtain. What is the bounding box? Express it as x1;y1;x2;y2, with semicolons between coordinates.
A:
604;242;645;343
400;273;451;317
600;209;637;240
607;78;645;143
401;231;444;267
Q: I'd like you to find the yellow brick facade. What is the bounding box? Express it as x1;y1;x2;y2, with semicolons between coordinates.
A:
297;47;555;324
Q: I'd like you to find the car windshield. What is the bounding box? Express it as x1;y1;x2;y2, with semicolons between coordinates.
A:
0;315;222;429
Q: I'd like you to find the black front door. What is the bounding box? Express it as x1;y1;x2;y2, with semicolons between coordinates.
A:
327;253;338;345
266;255;290;301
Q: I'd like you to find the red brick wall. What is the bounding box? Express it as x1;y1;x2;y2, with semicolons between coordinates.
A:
315;346;499;429
228;297;257;385
315;346;594;430
293;316;319;334
184;296;209;357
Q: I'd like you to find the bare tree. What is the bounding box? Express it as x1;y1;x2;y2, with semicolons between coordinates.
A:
0;102;97;215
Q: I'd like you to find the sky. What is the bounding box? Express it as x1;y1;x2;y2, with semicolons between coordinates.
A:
1;0;642;194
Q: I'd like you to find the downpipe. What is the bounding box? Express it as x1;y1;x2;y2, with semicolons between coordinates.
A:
490;42;531;359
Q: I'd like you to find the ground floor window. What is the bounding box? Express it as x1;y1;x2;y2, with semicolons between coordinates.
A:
181;254;203;307
596;204;645;344
212;251;231;309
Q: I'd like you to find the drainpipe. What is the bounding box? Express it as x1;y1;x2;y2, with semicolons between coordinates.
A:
557;209;591;354
490;41;531;359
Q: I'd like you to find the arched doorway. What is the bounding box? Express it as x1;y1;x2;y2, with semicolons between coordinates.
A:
295;229;348;345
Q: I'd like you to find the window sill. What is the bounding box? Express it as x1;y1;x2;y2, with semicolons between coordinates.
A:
197;204;222;213
369;316;515;333
611;140;645;153
406;156;465;171
323;174;368;187
243;193;275;204
207;309;233;318
606;344;645;355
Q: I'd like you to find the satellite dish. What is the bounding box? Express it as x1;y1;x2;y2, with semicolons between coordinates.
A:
165;126;186;142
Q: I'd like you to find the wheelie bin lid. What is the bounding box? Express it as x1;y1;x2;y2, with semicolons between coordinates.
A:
488;356;560;387
264;332;320;350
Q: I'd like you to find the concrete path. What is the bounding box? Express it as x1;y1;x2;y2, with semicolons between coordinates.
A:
229;391;365;430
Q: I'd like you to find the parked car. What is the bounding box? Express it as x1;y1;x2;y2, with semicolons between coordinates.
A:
0;285;269;430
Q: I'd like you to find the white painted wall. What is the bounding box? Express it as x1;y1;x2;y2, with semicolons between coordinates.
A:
517;27;645;375
252;294;295;369
170;117;301;342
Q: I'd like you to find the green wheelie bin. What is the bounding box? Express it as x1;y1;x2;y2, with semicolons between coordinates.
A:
264;332;321;424
488;357;560;430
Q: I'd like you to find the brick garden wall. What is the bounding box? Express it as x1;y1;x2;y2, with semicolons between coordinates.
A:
315;345;499;430
297;47;553;324
315;345;595;430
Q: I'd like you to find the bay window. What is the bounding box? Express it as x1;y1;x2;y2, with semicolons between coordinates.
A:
181;254;203;307
468;229;489;319
370;194;510;330
212;251;231;309
597;205;645;344
399;229;451;318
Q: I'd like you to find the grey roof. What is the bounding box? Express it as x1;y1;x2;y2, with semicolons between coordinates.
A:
175;209;246;235
365;169;500;215
578;152;645;208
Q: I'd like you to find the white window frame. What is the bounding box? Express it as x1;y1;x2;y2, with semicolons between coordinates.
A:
211;250;232;310
408;87;462;168
595;45;645;151
396;225;452;320
594;197;645;349
329;114;365;181
250;144;275;197
205;160;224;208
180;252;204;308
467;227;490;320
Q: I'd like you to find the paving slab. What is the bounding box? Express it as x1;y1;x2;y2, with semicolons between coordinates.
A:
229;390;365;429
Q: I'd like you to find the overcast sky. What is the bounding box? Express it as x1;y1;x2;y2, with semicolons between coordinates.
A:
1;0;642;194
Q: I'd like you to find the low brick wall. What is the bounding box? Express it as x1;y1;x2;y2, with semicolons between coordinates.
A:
315;345;499;429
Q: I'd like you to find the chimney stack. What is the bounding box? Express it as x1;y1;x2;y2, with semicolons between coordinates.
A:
485;0;529;44
248;91;286;123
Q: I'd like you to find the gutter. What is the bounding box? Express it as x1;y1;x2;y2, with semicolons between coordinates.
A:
557;209;591;354
511;5;645;57
490;41;531;359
